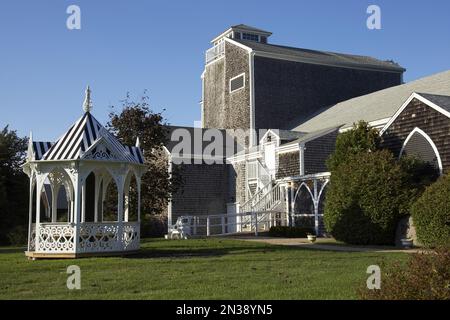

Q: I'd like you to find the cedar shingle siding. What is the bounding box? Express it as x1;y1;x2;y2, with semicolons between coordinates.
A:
304;130;338;174
171;163;230;222
253;56;402;131
382;98;450;173
203;42;250;147
276;152;300;179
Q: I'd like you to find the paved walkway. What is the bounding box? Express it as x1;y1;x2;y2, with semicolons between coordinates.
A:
230;236;423;253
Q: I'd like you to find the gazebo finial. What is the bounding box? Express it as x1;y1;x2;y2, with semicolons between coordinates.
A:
83;85;92;113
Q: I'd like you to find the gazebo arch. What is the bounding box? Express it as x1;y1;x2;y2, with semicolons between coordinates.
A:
22;87;146;259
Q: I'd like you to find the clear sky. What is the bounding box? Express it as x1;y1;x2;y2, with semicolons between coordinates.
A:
1;0;449;141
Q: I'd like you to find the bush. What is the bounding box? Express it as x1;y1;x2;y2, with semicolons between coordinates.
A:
141;214;168;238
359;248;450;300
324;150;415;245
6;225;28;246
269;226;315;238
326;121;381;171
411;175;450;247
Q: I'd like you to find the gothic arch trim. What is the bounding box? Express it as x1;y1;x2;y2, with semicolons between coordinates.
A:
399;127;443;175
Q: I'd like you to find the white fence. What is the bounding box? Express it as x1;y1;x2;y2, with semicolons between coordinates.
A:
167;211;286;239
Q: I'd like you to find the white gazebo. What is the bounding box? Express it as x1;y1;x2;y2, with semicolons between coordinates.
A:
23;87;146;259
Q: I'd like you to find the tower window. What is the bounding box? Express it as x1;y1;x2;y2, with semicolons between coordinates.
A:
230;73;245;93
242;33;259;41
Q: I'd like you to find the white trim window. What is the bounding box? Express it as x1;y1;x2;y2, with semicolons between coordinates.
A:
229;73;246;93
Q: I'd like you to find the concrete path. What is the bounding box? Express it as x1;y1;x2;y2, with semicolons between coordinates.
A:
229;236;424;253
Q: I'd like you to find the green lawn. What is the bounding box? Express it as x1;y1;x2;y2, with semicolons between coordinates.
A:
0;238;407;299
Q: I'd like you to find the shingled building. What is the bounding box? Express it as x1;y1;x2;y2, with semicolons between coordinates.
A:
164;25;450;236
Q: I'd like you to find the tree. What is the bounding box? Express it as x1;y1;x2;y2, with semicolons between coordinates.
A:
326;121;380;171
108;92;182;235
411;175;450;247
0;126;28;244
324;150;413;245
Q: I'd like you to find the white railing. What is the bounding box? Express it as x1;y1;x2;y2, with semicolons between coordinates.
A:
205;41;225;64
29;222;140;254
252;182;283;212
241;180;273;213
167;211;285;238
258;159;272;186
35;223;76;253
79;222;140;253
241;181;284;214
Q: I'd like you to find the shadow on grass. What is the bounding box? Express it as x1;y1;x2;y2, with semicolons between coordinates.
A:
0;247;26;254
126;245;289;260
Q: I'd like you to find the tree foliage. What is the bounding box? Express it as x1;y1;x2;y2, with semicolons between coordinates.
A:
326;121;380;171
0;126;28;244
108;92;182;224
324;121;437;245
324;150;414;245
411;175;450;247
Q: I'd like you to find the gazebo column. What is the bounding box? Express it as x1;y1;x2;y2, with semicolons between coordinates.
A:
124;188;129;222
51;185;59;223
35;177;43;252
137;178;141;223
72;174;82;252
117;178;125;250
81;182;86;223
27;177;34;251
94;176;101;223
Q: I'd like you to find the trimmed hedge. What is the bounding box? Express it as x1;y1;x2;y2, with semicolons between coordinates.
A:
411;175;450;247
269;226;315;238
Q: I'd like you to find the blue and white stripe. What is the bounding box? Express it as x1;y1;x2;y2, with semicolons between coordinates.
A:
41;113;144;164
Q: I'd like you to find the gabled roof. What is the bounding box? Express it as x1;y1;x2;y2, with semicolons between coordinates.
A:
40;112;143;164
380;92;450;135
292;70;450;133
417;93;450;112
231;39;405;73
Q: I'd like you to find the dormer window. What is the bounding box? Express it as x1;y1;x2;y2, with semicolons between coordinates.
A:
242;33;259;42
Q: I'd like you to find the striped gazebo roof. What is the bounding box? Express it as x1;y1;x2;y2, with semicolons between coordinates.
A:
41;112;143;164
29;87;144;164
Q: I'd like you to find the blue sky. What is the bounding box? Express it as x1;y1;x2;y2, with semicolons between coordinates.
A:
1;0;449;141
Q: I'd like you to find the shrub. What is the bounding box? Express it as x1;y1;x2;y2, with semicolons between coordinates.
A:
141;214;168;238
324;150;414;245
6;225;28;246
326;121;381;171
411;175;450;247
269;226;315;238
359;248;450;300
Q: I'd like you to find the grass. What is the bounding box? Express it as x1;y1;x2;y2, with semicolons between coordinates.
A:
0;238;407;300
